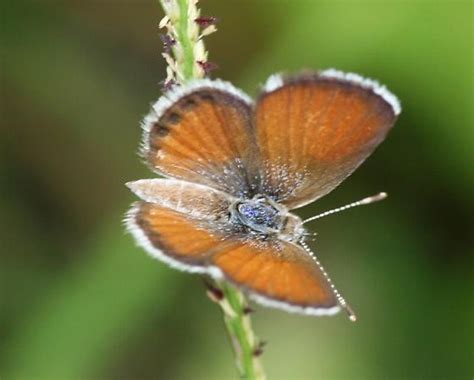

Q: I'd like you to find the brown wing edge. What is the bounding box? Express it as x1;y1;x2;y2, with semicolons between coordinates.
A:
125;203;342;317
139;78;254;175
261;68;401;116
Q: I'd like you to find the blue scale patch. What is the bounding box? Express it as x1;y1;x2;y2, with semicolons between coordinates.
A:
238;202;280;229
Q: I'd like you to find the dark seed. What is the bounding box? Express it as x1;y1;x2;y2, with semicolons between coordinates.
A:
160;34;176;53
195;16;218;28
203;279;224;302
243;306;255;315
159;79;178;91
253;341;267;357
197;60;218;75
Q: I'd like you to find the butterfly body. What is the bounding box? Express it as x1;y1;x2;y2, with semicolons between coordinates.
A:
230;195;303;243
126;70;400;318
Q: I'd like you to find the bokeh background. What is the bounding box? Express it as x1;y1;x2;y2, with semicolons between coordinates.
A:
1;1;473;379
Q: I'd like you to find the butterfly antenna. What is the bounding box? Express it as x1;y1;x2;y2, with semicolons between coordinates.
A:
302;192;387;225
300;240;357;322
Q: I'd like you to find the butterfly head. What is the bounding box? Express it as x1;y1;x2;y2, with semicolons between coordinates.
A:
230;195;303;242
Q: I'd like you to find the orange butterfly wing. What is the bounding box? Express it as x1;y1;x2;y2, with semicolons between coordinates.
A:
128;203;226;270
126;179;236;271
213;240;340;315
126;179;339;314
255;70;400;208
142;80;260;198
128;72;401;316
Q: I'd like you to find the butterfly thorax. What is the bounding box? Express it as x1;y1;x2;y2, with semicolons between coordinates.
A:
230;195;303;242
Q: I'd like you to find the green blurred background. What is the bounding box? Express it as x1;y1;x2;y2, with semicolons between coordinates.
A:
1;1;473;379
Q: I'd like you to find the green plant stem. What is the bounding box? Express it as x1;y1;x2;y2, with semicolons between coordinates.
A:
219;282;266;380
158;1;266;378
176;0;195;80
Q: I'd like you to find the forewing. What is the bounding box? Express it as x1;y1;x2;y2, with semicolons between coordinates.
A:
255;70;400;209
213;239;340;315
126;178;235;220
142;80;260;198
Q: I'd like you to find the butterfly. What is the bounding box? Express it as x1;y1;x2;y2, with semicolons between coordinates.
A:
125;69;400;320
